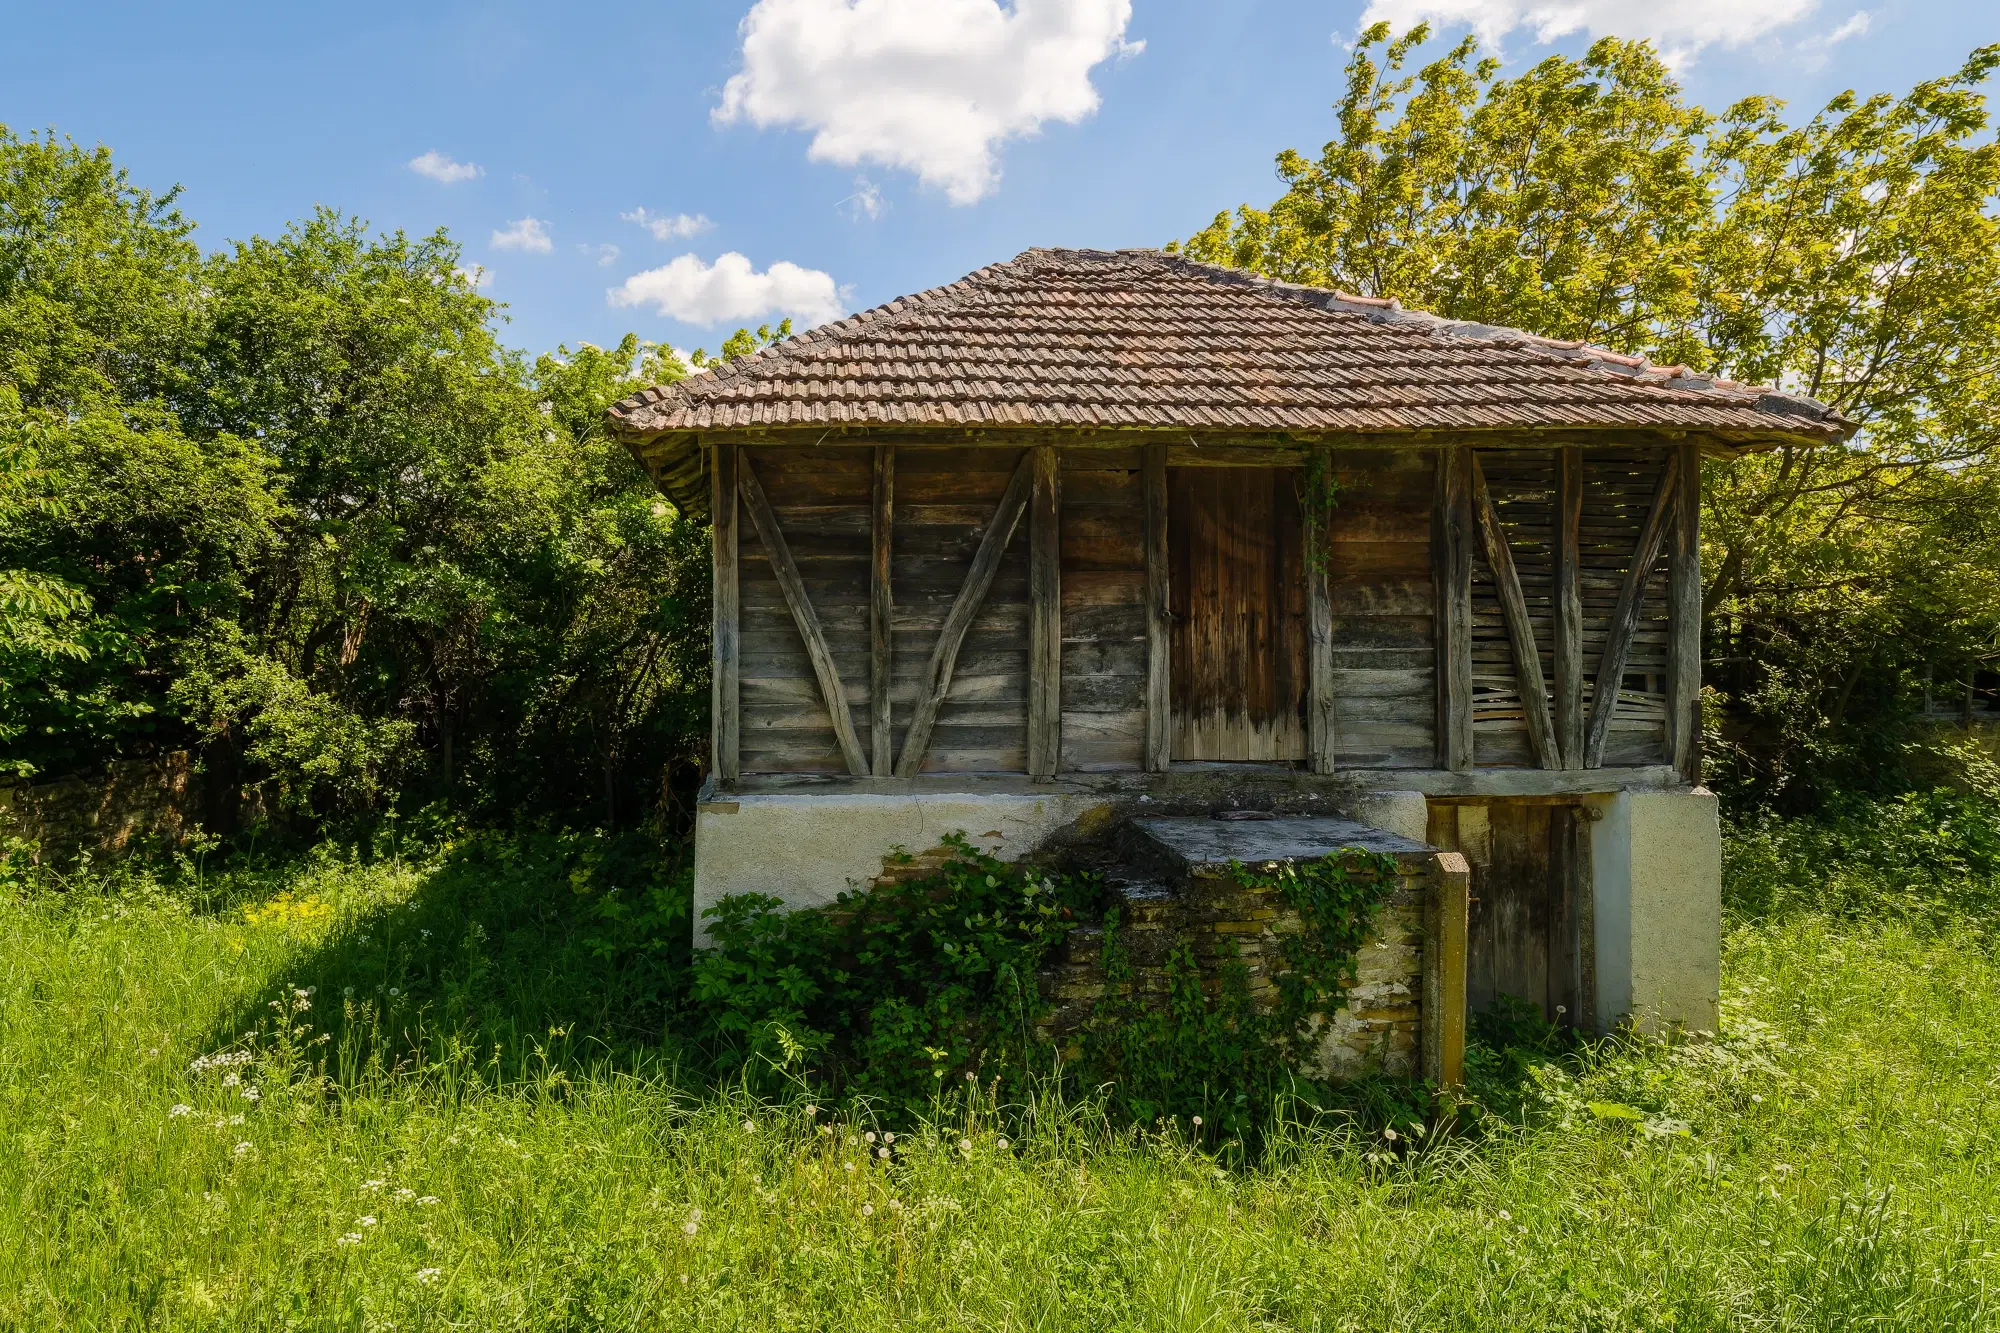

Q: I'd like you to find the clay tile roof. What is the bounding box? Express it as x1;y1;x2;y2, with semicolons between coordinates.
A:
608;247;1852;514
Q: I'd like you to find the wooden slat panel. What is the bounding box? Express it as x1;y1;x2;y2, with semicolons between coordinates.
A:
1555;446;1584;770
870;446;894;777
1584;452;1680;768
711;444;740;784
1028;446;1062;778
1143;443;1171;772
1434;448;1474;770
1471;452;1560;770
1668;441;1702;783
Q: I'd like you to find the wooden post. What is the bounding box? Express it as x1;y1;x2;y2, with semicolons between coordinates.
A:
1555;446;1585;771
1433;447;1474;771
897;452;1035;778
1424;850;1471;1087
1667;441;1702;784
710;443;740;786
1143;443;1171;773
1471;454;1559;770
1584;452;1681;768
737;458;870;777
1305;447;1337;775
870;445;895;779
1028;445;1062;779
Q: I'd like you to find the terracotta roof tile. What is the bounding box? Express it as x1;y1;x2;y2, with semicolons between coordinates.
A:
609;248;1853;456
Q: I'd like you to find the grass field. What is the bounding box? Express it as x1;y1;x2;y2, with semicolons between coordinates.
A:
3;821;1997;1331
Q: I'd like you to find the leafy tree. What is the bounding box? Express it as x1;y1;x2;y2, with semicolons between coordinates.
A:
1183;28;2000;805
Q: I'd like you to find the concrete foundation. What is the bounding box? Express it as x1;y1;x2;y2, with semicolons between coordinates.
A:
691;789;1117;940
1587;787;1722;1036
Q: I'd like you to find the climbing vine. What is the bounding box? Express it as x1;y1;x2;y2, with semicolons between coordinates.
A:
1232;848;1402;1046
1297;446;1343;574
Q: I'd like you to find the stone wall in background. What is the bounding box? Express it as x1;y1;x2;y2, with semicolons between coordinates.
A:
0;753;201;862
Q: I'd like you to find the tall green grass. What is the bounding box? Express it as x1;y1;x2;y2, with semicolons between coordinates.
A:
2;814;1996;1330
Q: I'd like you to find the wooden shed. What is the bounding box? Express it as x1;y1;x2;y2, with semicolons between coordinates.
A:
608;248;1849;1056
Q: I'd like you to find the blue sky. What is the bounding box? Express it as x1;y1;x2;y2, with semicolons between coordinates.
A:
3;0;1991;358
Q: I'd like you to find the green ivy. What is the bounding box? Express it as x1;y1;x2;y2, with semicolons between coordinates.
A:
690;835;1095;1115
1232;848;1403;1043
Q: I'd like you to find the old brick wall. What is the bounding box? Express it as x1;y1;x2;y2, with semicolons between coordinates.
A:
1041;861;1428;1078
0;753;201;862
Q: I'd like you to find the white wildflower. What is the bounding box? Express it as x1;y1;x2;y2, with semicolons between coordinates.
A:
395;1188;416;1202
168;1104;192;1118
417;1196;440;1206
819;1125;832;1137
241;1086;260;1102
227;1114;245;1126
233;1141;253;1156
357;1216;377;1228
362;1179;386;1191
416;1267;442;1284
221;1073;241;1088
337;1233;363;1246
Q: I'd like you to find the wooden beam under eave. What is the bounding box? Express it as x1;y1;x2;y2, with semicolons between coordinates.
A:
1143;443;1171;773
1470;454;1560;770
1306;447;1336;775
737;457;871;777
870;445;895;779
896;451;1035;778
1434;447;1475;771
1583;452;1681;768
1554;446;1585;771
1667;440;1703;783
710;443;740;786
1028;445;1062;780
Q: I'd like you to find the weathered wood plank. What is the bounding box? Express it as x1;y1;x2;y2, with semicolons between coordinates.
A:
1143;442;1171;773
711;444;740;785
1306;448;1336;774
1028;446;1062;778
1434;447;1474;770
895;452;1035;777
1471;454;1560;770
1584;453;1680;768
1555;446;1584;770
870;445;895;778
737;457;870;776
1668;441;1702;783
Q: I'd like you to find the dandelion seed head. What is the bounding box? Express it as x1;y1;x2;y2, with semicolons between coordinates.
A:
1191;1116;1202;1127
843;1161;855;1172
1498;1209;1512;1222
861;1203;874;1216
959;1138;972;1154
683;1221;698;1236
882;1132;895;1144
847;1134;858;1146
1383;1127;1398;1142
804;1104;818;1117
388;987;400;997
995;1137;1009;1150
877;1147;890;1158
864;1131;876;1143
343;987;355;998
742;1119;756;1133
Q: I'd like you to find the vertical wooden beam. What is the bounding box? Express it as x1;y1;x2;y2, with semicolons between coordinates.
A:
1143;443;1172;773
709;443;740;786
1471;453;1560;770
1555;446;1585;771
1424;850;1471;1088
897;452;1035;778
1667;441;1702;784
1027;445;1062;779
1583;452;1681;768
1433;447;1474;771
870;445;895;779
737;458;870;777
1305;447;1337;775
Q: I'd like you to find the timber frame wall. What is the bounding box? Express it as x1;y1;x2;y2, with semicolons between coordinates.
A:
705;437;1703;787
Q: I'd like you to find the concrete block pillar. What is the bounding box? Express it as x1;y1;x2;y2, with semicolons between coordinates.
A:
1587;787;1721;1036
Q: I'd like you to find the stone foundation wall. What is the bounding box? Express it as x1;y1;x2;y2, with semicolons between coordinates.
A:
0;753;200;862
1040;860;1428;1079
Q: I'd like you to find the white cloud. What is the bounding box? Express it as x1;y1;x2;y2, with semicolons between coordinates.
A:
491;217;553;253
607;252;845;329
715;0;1140;205
1357;0;1818;61
622;208;715;241
579;243;622;266
1797;9;1870;66
838;176;886;222
408;150;482;184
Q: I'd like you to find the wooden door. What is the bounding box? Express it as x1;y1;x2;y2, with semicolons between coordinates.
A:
1167;468;1306;761
1428;801;1585;1028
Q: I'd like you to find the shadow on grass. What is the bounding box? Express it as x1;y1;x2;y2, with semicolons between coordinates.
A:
201;829;703;1087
